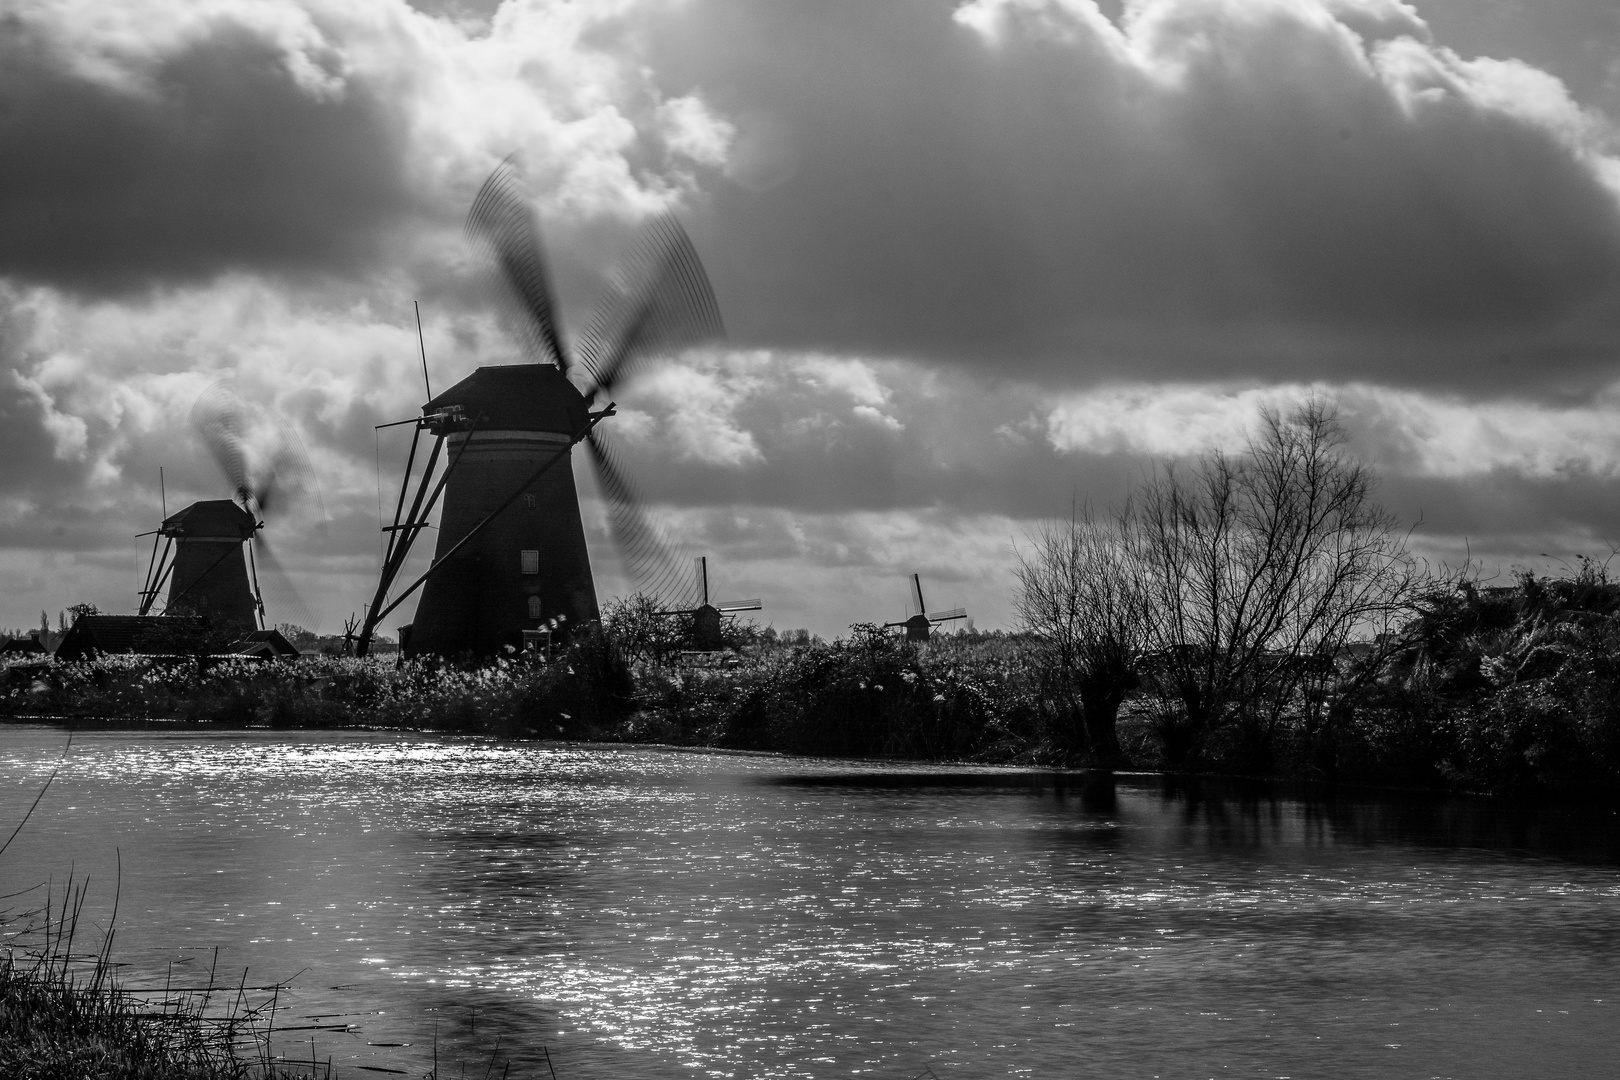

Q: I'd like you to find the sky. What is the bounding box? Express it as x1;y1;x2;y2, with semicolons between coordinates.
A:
3;0;1620;638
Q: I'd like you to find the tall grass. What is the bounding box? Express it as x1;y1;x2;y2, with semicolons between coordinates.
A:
0;624;629;740
0;871;318;1080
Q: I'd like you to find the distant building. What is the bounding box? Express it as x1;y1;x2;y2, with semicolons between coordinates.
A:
53;615;207;662
0;633;48;657
225;628;301;660
53;615;301;663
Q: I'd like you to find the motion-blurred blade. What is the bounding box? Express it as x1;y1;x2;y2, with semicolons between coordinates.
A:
466;160;569;371
584;426;698;608
574;215;724;398
253;535;317;635
191;381;252;504
258;419;328;530
190;381;327;528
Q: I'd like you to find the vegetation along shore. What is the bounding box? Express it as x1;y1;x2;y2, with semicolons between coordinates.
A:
5;403;1618;802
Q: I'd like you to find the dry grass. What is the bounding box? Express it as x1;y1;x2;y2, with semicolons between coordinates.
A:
0;873;320;1080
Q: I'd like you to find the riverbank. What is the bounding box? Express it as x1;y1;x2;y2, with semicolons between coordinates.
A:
0;879;320;1080
5;559;1620;802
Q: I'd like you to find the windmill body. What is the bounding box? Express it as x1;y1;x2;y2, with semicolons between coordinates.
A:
655;556;761;651
407;365;600;657
885;573;967;643
355;161;726;660
161;499;259;631
900;613;933;643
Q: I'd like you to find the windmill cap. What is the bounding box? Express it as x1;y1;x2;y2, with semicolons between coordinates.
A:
423;365;589;434
162;499;257;539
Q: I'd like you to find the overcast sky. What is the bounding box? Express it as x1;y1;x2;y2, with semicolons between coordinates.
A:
4;0;1620;637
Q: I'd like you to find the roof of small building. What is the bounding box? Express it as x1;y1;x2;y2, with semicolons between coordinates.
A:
53;615;209;661
223;628;300;659
0;636;47;655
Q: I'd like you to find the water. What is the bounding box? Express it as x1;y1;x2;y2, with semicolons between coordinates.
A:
2;726;1618;1079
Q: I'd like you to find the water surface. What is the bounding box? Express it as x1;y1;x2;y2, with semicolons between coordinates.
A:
1;727;1617;1078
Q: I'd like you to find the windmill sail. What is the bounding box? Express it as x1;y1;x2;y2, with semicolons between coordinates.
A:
184;382;322;632
886;573;967;642
360;160;726;657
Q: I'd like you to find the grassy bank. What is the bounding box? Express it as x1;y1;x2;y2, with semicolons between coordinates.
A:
0;877;317;1080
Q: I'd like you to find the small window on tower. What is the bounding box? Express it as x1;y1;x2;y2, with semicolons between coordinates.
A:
520;549;540;575
527;596;543;619
524;494;537;510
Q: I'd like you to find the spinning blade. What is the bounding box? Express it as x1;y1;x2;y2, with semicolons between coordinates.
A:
251;534;317;634
574;214;725;399
583;425;698;609
461;161;727;616
466;159;569;371
191;381;326;631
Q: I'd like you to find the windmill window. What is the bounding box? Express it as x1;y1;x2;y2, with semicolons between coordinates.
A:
527;596;543;619
520;550;540;575
524;494;537;510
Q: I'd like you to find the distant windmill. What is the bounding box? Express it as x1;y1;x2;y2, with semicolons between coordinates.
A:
355;160;724;658
137;382;320;633
884;573;966;642
657;556;762;650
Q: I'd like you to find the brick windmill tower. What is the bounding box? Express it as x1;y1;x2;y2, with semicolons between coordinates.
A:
141;499;260;630
137;382;319;634
356;162;724;657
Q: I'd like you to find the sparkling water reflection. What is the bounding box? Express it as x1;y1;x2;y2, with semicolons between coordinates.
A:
2;727;1618;1078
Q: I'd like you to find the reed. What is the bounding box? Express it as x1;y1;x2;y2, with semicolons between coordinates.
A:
0;870;327;1080
8;568;1620;797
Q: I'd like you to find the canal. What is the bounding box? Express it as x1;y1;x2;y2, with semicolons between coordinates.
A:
2;727;1617;1078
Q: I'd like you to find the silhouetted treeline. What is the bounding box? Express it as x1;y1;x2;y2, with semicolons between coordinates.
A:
4;569;1619;799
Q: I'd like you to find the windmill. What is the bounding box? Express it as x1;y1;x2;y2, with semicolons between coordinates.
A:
656;556;762;651
884;573;967;643
354;161;723;658
137;382;319;634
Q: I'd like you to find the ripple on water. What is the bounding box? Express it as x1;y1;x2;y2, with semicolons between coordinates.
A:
1;727;1617;1079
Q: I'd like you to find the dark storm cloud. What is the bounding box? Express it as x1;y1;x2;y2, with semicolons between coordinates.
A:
647;0;1620;392
0;19;415;295
1381;470;1620;548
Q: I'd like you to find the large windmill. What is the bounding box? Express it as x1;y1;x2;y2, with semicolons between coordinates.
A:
355;162;723;658
136;382;318;633
884;573;967;643
656;556;762;651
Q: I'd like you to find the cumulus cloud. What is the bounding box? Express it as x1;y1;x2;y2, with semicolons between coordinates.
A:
663;0;1620;391
0;0;731;295
1044;378;1620;481
6;0;1620;633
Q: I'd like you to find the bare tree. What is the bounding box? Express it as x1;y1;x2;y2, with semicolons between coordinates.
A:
1014;506;1148;765
1133;398;1421;765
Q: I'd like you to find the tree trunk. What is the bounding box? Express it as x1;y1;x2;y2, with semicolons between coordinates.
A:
1160;684;1211;768
1078;685;1126;766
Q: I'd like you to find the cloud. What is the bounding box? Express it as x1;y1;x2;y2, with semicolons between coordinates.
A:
6;0;1620;634
1044;378;1620;481
0;4;414;294
0;0;732;295
659;0;1620;392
